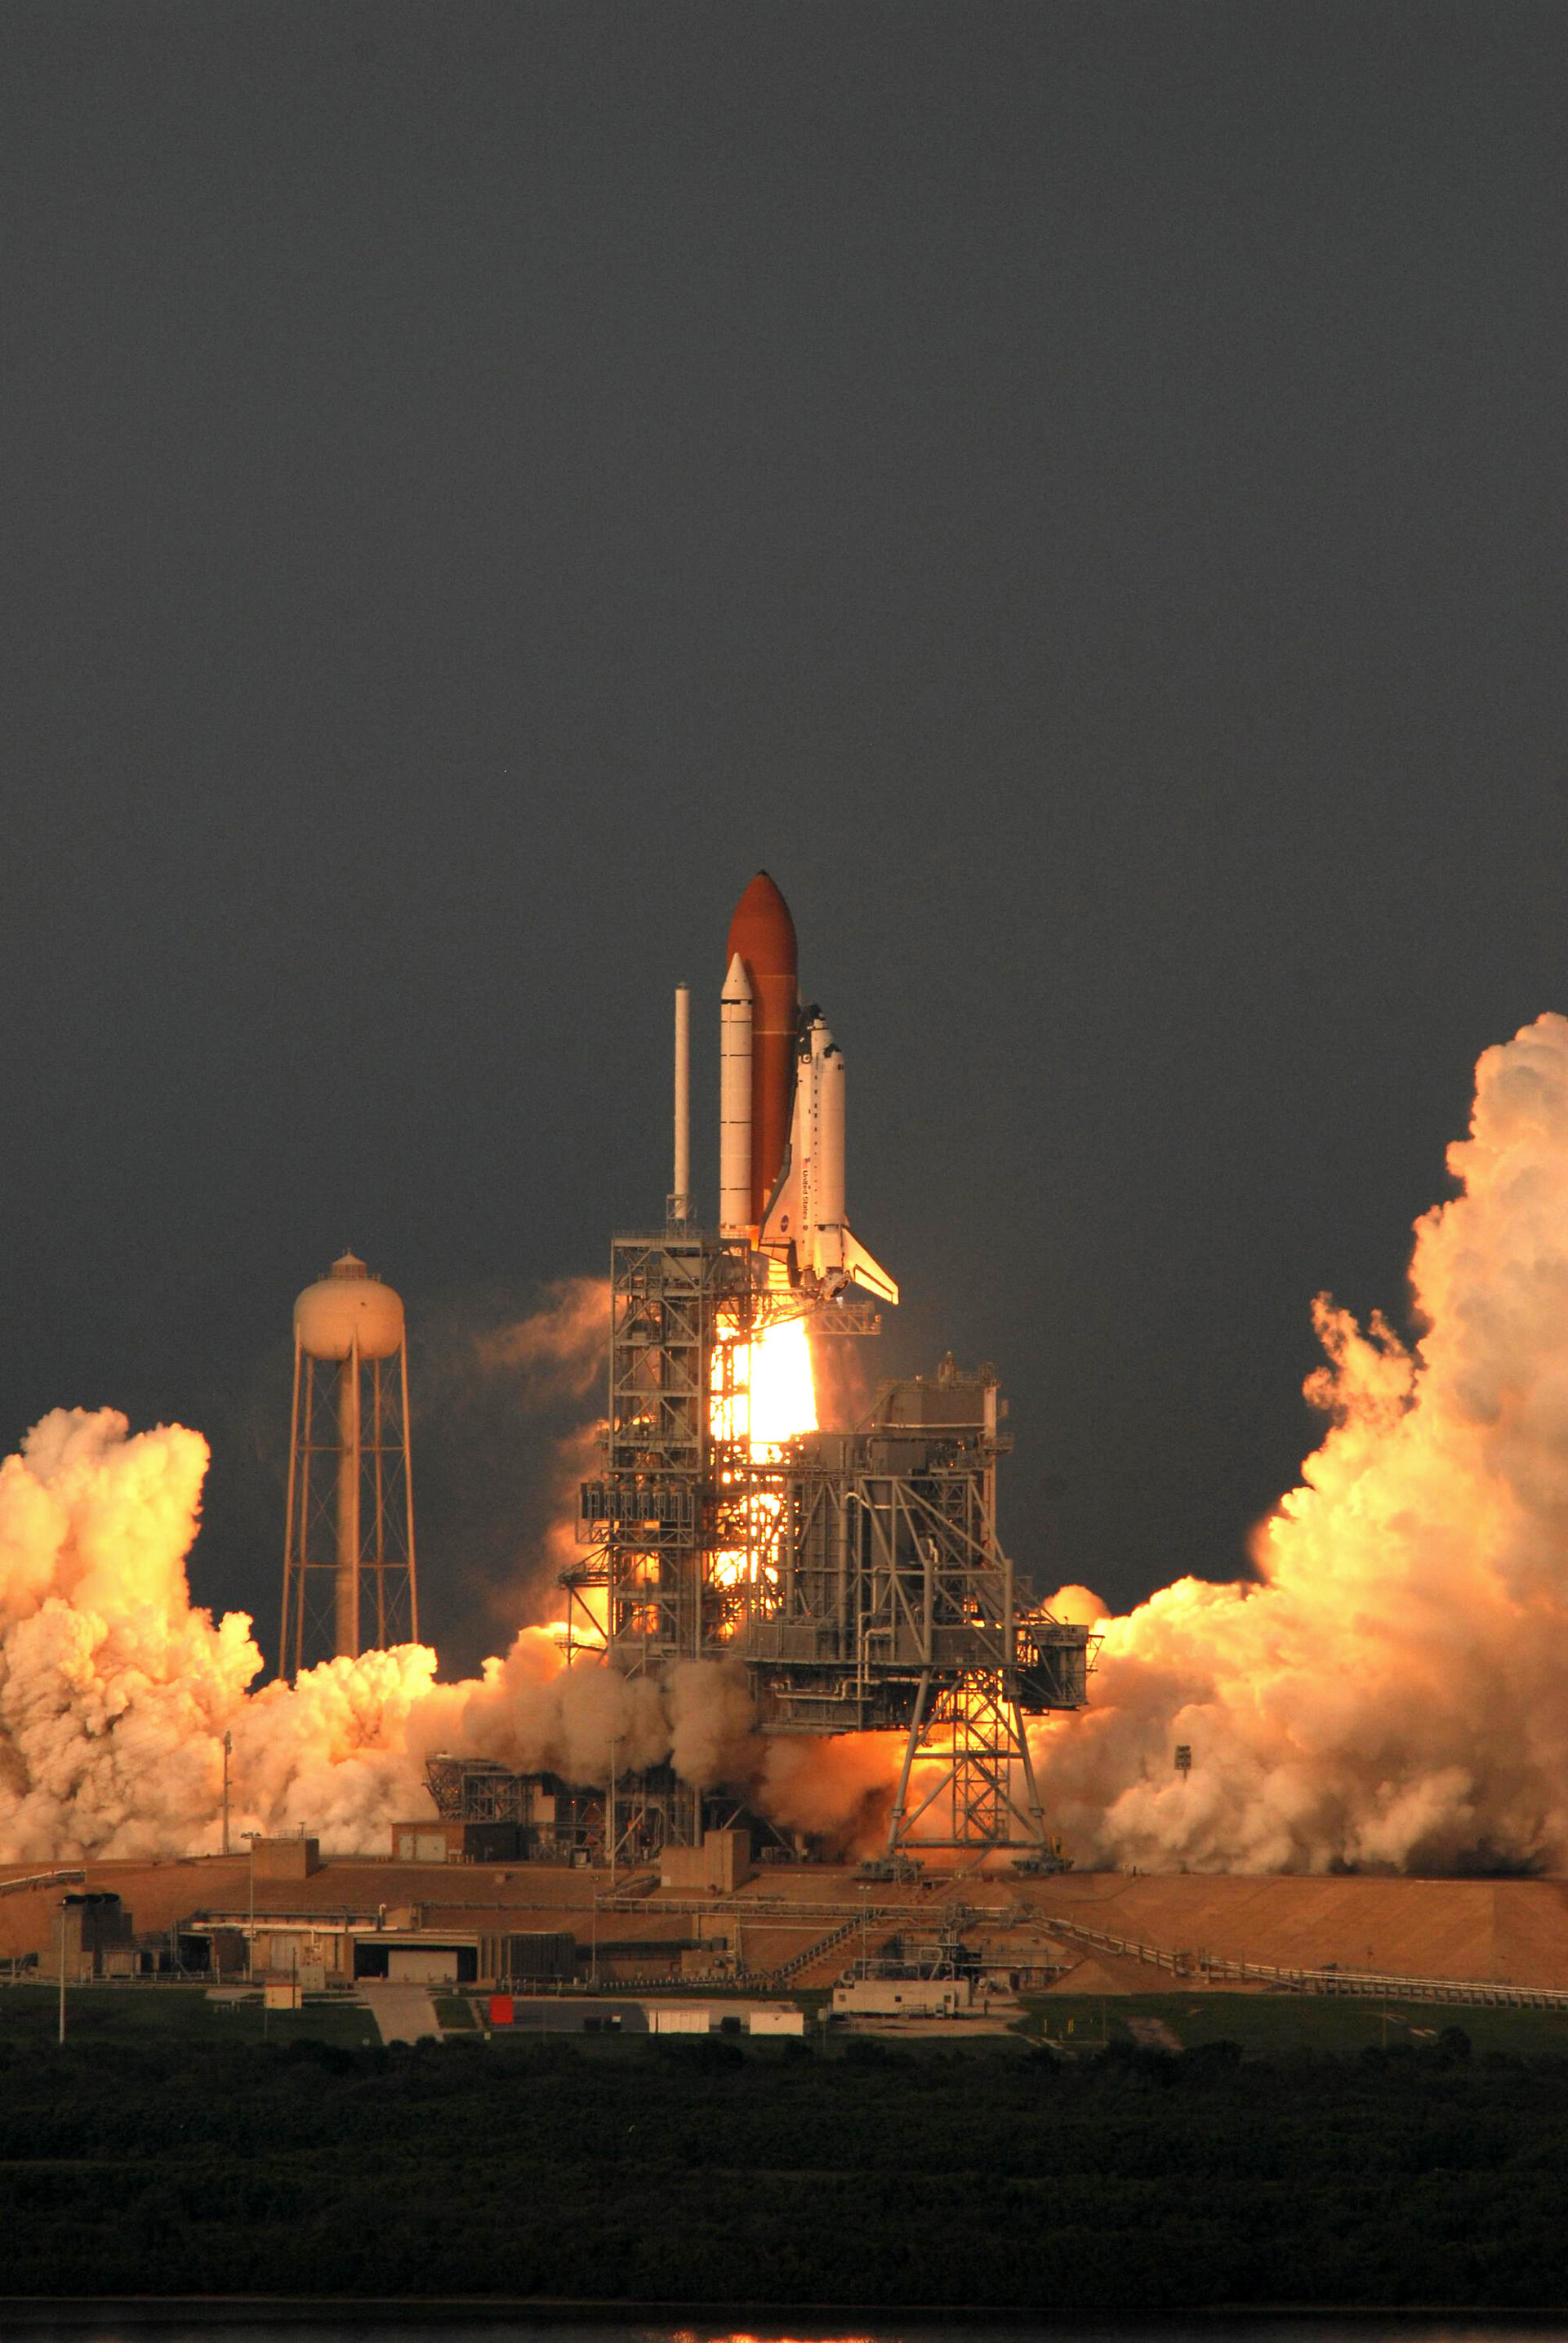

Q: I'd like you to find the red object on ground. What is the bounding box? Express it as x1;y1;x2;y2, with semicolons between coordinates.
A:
488;1993;514;2026
726;871;799;1223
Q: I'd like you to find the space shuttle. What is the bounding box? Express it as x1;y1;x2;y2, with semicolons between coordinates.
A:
717;872;898;1304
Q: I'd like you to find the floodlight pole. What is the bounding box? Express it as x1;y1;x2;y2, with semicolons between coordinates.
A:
243;1830;261;1984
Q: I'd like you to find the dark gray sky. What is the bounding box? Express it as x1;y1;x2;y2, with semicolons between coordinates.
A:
2;2;1563;1675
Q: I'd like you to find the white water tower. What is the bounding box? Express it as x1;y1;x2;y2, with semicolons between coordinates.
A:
279;1252;417;1677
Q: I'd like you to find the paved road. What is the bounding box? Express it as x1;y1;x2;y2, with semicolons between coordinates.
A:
1125;2014;1183;2051
499;1997;649;2032
360;1982;442;2043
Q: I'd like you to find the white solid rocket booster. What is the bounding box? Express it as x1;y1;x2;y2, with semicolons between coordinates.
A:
719;951;753;1235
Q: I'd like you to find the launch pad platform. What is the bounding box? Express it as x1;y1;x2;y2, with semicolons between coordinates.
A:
8;1855;1568;2008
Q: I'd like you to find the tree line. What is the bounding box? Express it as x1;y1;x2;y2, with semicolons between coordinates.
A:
1;2018;1564;2306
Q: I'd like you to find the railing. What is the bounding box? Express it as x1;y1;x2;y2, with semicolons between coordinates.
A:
1045;1914;1568;2010
602;1917;877;1993
595;1893;921;1921
0;1869;86;1897
748;1916;866;1987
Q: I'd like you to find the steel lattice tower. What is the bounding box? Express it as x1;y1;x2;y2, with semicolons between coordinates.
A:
569;1227;1093;1858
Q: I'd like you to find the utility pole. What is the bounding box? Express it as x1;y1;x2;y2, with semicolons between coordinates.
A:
57;1900;68;2046
243;1830;261;1984
607;1735;622;1883
221;1731;233;1857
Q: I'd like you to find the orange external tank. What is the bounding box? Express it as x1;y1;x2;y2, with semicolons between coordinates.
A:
726;871;799;1224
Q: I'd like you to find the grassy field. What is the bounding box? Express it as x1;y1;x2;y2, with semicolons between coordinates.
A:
13;1979;1568;2061
1019;1988;1568;2058
0;1983;376;2048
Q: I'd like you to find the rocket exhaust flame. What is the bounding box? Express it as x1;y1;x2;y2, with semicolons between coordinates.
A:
708;1311;820;1599
733;1313;819;1453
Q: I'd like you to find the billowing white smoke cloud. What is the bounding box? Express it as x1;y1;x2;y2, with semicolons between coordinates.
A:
0;1413;261;1860
477;1275;608;1401
666;1659;762;1789
0;1404;757;1861
478;1278;609;1596
16;1015;1568;1874
1031;1012;1568;1875
757;1731;898;1847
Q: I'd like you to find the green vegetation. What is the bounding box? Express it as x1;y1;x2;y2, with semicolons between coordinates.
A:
4;1990;1568;2305
1020;1989;1568;2060
434;1993;479;2029
216;1999;377;2048
2;1984;375;2049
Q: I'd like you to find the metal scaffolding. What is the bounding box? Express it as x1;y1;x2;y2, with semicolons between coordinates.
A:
568;1228;1094;1857
735;1365;1092;1851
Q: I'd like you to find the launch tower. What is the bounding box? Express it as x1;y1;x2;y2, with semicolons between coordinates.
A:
566;875;1093;1862
279;1253;417;1677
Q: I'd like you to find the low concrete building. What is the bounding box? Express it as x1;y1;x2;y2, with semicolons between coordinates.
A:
250;1837;321;1883
49;1893;134;1983
749;2005;806;2035
649;2002;710;2033
180;1909;575;1989
363;1935;467;1984
389;1820;523;1863
658;1829;751;1894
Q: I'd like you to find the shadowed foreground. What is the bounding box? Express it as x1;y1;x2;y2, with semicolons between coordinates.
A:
5;2000;1568;2308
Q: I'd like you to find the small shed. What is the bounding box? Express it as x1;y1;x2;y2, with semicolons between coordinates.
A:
649;2003;710;2033
749;2007;806;2036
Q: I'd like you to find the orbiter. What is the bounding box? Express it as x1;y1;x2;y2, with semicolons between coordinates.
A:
718;872;898;1304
